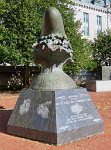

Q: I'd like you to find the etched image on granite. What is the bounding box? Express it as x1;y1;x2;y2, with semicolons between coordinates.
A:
37;101;51;118
19;99;31;115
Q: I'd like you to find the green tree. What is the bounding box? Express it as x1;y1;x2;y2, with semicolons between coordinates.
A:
0;0;80;65
74;40;96;72
64;38;96;75
0;0;96;86
92;30;111;66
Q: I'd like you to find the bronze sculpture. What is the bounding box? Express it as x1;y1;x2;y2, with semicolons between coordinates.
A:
30;7;76;90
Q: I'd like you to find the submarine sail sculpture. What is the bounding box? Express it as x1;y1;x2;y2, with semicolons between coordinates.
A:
7;7;103;145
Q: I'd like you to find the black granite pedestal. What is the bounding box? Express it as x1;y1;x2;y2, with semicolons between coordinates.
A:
102;66;111;80
7;88;104;145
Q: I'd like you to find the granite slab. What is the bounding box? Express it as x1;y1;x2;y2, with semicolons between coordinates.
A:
102;66;111;80
86;80;111;92
7;88;104;145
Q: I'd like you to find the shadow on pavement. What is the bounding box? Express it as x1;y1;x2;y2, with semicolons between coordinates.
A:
0;109;12;133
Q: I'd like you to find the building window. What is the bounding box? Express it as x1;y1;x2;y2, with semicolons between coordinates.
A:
97;15;102;34
83;12;89;36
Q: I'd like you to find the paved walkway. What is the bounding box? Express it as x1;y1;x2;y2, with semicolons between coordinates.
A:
0;91;111;150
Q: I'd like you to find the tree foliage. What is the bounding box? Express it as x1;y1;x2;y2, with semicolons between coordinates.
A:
92;30;111;66
0;0;96;73
73;40;96;72
64;38;96;74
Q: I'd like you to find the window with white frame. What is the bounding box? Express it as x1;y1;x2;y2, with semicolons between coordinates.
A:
83;12;89;36
97;15;102;34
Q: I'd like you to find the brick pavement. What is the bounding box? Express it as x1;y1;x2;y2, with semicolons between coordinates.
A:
0;91;111;150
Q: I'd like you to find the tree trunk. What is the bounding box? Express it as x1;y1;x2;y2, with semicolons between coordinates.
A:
23;64;30;88
109;53;111;66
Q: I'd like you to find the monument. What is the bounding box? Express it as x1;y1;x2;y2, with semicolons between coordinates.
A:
102;66;111;80
7;7;103;145
86;65;111;92
86;43;111;92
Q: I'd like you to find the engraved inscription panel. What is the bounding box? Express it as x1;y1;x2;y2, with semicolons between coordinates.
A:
56;89;102;132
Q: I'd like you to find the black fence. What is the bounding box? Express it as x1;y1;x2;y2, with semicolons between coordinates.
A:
0;66;40;91
0;66;102;91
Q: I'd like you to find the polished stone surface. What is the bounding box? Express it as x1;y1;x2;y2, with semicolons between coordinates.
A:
102;66;111;80
86;80;111;92
7;88;103;145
